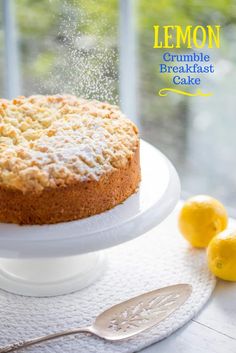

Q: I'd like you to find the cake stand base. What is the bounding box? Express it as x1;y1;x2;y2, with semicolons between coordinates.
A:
0;251;107;297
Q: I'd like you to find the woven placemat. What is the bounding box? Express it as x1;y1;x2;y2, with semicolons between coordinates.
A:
0;207;216;353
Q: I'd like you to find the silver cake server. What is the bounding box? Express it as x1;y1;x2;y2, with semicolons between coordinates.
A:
0;283;192;353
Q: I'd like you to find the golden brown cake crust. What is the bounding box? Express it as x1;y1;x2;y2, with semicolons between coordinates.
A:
0;144;140;225
0;95;140;225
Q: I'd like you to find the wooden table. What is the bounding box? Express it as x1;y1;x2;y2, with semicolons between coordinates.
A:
142;280;236;353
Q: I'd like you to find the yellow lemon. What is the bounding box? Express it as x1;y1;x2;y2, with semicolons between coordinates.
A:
207;229;236;281
178;195;228;248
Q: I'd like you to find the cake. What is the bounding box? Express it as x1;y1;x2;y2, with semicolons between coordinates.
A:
0;95;140;225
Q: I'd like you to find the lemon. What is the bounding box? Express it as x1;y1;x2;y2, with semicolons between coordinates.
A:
178;195;228;248
207;229;236;281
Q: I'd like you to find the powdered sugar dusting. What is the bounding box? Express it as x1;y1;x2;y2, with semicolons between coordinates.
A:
39;1;118;104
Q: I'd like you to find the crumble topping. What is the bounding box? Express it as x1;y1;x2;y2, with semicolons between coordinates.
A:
0;95;139;193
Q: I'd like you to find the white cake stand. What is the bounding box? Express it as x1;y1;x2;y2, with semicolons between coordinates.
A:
0;140;180;297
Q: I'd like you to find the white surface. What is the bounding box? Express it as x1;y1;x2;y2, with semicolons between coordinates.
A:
141;210;236;353
0;252;107;297
0;140;180;258
0;206;216;353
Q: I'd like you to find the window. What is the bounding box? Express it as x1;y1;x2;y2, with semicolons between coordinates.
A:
1;0;236;212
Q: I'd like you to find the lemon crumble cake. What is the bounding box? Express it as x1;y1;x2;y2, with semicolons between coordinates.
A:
0;95;140;225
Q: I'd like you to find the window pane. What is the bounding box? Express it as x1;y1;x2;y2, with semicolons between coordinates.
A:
15;0;119;104
138;0;236;212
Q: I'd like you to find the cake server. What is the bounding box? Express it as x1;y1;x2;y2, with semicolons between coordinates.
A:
0;283;192;353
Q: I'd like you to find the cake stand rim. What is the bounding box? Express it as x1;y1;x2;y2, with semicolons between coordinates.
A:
0;140;180;257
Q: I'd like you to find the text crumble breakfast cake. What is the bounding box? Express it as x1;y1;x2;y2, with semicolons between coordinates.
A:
0;95;140;225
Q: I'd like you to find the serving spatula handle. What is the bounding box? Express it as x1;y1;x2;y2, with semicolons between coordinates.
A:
0;326;93;353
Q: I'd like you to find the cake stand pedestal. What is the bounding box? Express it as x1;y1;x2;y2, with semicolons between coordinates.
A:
0;140;180;297
0;252;106;296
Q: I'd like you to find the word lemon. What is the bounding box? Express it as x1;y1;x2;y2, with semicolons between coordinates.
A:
178;195;228;248
207;229;236;281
